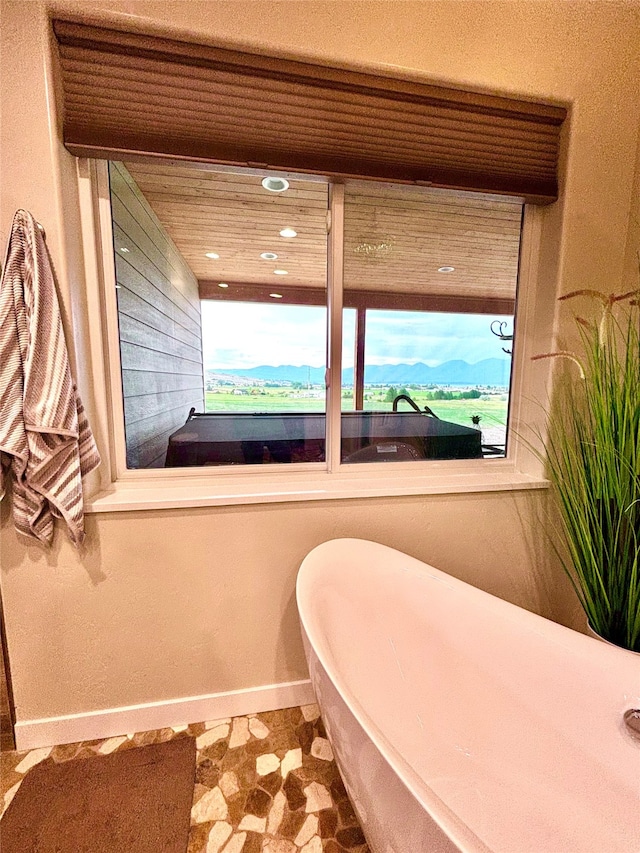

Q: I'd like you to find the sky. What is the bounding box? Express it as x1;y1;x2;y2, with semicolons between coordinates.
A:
200;301;514;370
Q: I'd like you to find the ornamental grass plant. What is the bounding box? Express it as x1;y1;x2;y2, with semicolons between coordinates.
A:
533;288;640;651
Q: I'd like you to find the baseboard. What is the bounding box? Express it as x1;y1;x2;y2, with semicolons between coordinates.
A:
14;679;316;751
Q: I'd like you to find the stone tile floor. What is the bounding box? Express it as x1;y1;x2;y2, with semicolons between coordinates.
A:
0;704;370;853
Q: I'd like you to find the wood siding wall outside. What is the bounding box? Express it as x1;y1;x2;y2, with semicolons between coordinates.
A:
109;162;204;468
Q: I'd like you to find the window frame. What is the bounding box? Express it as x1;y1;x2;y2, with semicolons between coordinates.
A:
79;158;550;513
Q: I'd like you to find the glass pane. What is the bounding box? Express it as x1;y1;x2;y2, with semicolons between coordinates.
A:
109;161;328;468
341;181;521;463
198;301;327;465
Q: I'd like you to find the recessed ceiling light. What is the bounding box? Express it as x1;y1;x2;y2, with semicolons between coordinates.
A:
119;247;130;253
279;228;297;238
269;293;283;299
218;282;229;288
262;177;289;192
273;269;288;275
438;266;455;273
260;252;278;260
205;252;220;259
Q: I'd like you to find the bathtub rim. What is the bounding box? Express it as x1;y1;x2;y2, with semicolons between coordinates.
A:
296;536;640;853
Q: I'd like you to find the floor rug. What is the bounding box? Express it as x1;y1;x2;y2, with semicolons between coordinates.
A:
0;735;196;852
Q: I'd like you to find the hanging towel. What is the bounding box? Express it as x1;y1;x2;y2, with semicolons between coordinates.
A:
0;209;100;546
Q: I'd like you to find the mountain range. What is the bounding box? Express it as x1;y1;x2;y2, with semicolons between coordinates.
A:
209;358;511;387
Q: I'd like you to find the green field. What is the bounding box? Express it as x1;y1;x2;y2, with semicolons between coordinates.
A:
205;387;508;431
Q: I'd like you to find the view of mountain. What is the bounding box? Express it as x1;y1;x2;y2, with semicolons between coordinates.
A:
209;358;512;387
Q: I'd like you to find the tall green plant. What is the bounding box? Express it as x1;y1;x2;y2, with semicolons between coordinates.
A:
533;289;640;651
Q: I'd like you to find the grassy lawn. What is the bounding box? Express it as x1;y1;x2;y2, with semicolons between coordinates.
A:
364;391;508;429
205;388;508;429
205;390;326;413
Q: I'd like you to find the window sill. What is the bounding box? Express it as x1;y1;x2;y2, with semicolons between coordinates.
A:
85;464;548;513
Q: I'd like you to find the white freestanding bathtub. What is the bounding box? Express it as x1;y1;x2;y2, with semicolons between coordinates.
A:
296;538;640;853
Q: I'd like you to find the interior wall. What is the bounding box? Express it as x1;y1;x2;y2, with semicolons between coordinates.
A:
1;490;562;720
1;0;639;727
109;162;204;468
0;633;15;750
623;116;640;288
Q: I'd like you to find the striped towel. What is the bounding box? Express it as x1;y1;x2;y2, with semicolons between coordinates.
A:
0;209;100;547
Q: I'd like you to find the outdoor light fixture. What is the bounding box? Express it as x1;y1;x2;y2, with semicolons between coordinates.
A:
269;293;283;299
273;269;288;275
353;239;393;257
279;228;297;238
218;282;229;288
205;252;220;259
438;266;455;273
260;252;278;260
262;177;290;192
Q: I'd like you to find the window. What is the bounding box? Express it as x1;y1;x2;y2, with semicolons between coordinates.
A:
105;159;523;472
339;180;521;464
55;19;561;504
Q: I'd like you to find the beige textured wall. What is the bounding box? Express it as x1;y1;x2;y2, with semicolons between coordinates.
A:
1;0;639;724
623;114;640;287
1;491;561;719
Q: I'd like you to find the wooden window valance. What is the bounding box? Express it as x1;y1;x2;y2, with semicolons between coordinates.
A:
53;19;566;204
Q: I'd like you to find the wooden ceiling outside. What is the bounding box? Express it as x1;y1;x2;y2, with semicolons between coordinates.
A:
124;161;522;311
124;162;328;287
343;182;521;301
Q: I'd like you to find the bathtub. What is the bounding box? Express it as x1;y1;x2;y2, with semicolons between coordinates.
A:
296;538;640;853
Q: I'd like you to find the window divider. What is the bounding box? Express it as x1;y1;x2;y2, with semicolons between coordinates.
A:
326;184;345;473
353;308;367;411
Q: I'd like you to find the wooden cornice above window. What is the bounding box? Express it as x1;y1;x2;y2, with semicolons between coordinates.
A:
53;19;566;204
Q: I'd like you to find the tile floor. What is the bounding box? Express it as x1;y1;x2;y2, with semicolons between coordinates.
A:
0;704;370;853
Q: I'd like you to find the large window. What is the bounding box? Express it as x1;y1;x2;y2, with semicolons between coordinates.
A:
107;160;522;471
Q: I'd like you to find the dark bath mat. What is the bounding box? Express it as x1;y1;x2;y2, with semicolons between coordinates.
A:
0;735;196;852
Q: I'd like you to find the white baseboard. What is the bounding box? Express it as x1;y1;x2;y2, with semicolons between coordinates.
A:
14;679;316;751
